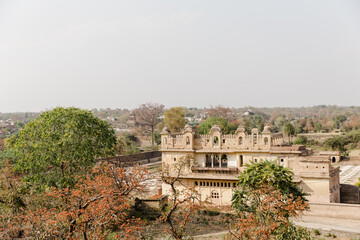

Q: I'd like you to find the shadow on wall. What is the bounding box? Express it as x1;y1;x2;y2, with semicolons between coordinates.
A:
340;184;360;204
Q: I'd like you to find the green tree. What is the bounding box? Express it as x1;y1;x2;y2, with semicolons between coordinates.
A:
315;122;322;132
283;123;295;137
244;118;254;133
323;136;347;153
230;161;309;240
198;117;238;134
253;114;265;132
293;136;308;145
232;160;307;212
116;132;140;155
164;107;186;132
7;107;116;190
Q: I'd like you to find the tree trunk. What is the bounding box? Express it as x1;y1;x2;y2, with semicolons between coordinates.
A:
151;126;154;146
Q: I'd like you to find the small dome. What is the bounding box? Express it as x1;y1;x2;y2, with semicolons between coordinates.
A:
160;126;170;134
209;125;222;134
263;125;271;133
236;126;246;133
183;124;194;133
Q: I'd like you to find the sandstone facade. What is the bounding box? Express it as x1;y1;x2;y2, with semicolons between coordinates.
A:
160;124;340;205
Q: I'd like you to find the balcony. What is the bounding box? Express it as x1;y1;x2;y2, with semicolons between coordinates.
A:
191;166;239;174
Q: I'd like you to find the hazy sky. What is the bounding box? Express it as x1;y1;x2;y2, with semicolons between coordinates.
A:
1;0;360;112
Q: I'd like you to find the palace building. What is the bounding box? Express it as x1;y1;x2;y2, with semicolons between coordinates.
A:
160;124;341;205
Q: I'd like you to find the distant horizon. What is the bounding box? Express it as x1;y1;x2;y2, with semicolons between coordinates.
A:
1;104;360;114
1;0;359;112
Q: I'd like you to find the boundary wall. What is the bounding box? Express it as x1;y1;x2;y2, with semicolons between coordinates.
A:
306;203;360;220
98;151;161;165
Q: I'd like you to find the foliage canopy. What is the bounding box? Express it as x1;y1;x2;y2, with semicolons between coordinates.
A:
198;117;238;135
229;160;310;240
7;107;116;190
164;107;186;133
232;160;307;212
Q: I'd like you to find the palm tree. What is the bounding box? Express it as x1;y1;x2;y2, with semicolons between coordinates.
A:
283;123;295;142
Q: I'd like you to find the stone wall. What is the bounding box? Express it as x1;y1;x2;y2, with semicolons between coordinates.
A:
98;151;161;164
297;133;341;143
305;203;360;220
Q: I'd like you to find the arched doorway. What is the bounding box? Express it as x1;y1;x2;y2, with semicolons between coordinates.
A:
221;154;228;167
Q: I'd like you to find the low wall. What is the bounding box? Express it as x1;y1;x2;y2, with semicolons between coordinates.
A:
305;203;360;220
297;133;341;143
98;151;162;165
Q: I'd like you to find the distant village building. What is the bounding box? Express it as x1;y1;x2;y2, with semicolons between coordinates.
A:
160;124;341;205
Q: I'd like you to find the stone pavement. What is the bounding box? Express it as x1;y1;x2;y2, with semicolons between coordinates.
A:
340;165;360;184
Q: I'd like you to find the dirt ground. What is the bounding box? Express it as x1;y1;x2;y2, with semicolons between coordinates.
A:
139;209;360;240
194;230;360;240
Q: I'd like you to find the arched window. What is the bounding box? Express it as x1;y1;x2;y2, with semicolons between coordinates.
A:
163;137;167;145
332;157;336;163
253;134;258;145
240;155;243;167
186;136;190;145
206;154;212;167
213;136;219;145
264;137;268;145
214;154;220;167
239;136;243;145
221;154;228;168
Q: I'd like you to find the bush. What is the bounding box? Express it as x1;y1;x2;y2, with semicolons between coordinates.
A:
314;229;321;235
293;136;307;145
324;136;347;152
276;225;313;240
326;233;337;238
207;210;220;216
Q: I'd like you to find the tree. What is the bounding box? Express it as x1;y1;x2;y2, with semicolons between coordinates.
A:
293;135;307;145
228;185;311;240
7;107;116;190
0;160;25;215
134;103;164;146
252;114;265;132
207;105;234;121
160;155;202;239
232;160;307;208
198;117;238;135
229;161;310;240
164;107;186;133
0;162;148;239
323;136;347;153
116;132;140;155
283;122;295;139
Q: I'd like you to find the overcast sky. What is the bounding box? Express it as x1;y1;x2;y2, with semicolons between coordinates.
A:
1;0;359;112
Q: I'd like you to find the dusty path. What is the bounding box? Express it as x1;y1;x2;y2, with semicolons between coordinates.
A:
294;216;360;234
193;216;360;239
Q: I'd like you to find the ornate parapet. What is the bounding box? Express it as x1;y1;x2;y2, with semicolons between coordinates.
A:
161;124;284;152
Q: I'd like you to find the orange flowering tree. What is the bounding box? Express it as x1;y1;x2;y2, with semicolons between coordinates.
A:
1;162;148;239
228;185;311;240
159;155;202;240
